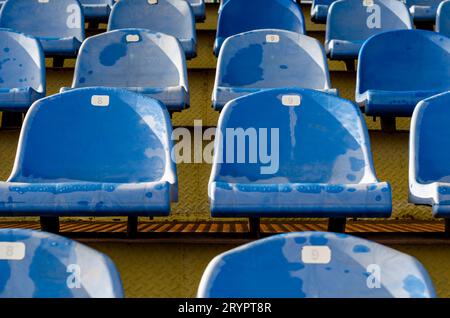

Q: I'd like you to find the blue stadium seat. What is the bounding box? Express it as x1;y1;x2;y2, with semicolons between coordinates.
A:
214;0;306;56
326;0;412;61
209;88;392;219
198;232;436;298
213;29;336;111
62;29;189;112
79;0;114;20
0;29;45;112
108;0;197;59
219;0;298;12
356;29;450;118
0;228;124;298
437;0;450;36
188;0;206;22
405;0;443;22
409;92;450;217
0;87;178;216
0;0;84;57
311;0;335;23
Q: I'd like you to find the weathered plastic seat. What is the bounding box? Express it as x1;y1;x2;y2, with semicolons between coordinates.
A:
213;29;336;111
63;29;189;112
356;30;450;120
409;91;450;217
108;0;197;59
0;0;84;57
326;0;412;61
0;28;45;112
0;88;178;217
437;0;450;36
215;0;306;56
198;232;436;298
0;228;124;298
209;88;392;230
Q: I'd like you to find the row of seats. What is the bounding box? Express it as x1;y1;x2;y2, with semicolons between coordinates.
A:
0;229;436;298
0;0;198;59
0;87;449;222
1;25;448;119
312;0;445;23
0;0;206;22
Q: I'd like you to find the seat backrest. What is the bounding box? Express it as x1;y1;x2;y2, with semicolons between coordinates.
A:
437;0;450;37
215;30;331;91
108;0;194;41
9;88;174;184
411;92;450;184
326;0;412;43
0;28;45;93
217;0;306;41
220;0;298;10
0;0;84;41
72;29;186;90
0;228;123;298
198;232;436;298
356;30;450;94
211;88;377;184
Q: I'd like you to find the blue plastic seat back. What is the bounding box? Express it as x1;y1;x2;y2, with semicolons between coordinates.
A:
357;30;450;95
215;0;306;54
437;0;450;36
72;29;186;90
412;92;450;184
0;28;45;93
326;0;412;43
79;0;114;6
9;87;174;184
216;30;331;92
198;232;436;298
108;0;194;41
212;88;377;185
219;0;298;11
0;228;123;298
0;0;84;42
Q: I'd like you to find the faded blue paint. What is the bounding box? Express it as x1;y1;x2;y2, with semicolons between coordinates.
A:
198;232;436;298
326;0;412;60
209;88;392;218
0;228;123;298
356;30;450;117
0;0;84;56
108;0;196;59
65;29;189;112
213;29;336;111
0;88;178;217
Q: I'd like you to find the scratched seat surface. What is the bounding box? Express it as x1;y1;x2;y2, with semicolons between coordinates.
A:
356;29;450;117
64;29;189;112
108;0;197;59
209;88;392;218
214;0;306;56
405;0;444;22
0;228;124;298
437;0;450;37
0;87;177;216
79;0;114;20
409;91;450;217
311;0;335;23
213;29;335;111
0;0;84;56
0;29;45;112
326;0;412;60
198;232;436;298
